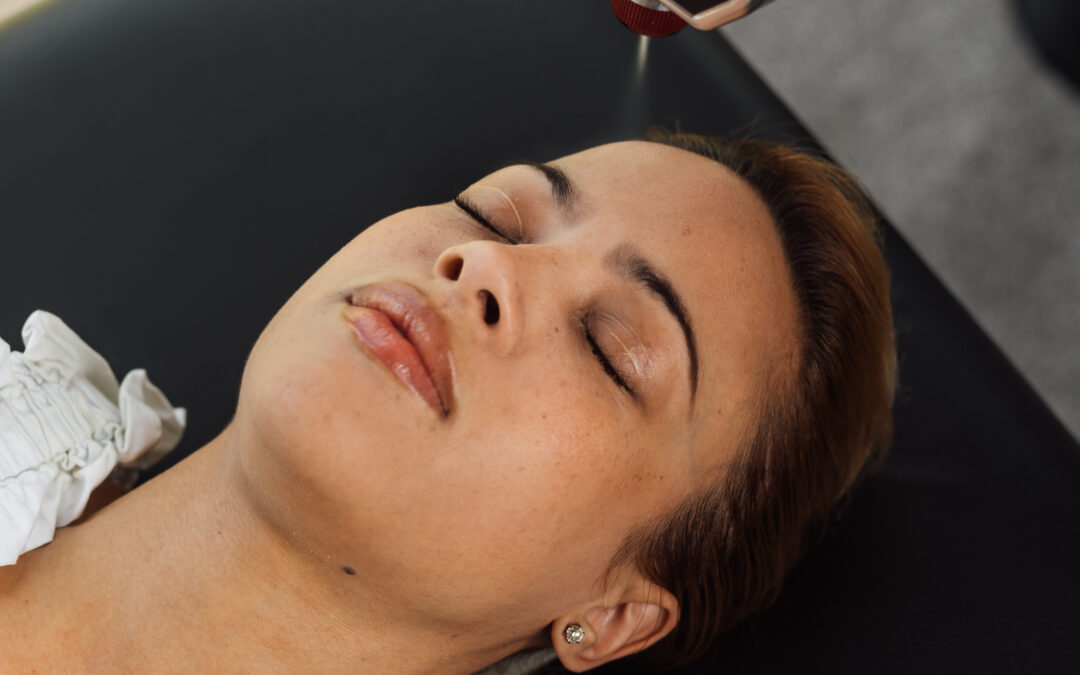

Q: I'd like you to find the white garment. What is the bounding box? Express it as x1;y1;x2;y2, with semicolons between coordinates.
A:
0;310;186;566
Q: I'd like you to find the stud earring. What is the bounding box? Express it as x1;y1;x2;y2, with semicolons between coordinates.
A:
564;623;586;644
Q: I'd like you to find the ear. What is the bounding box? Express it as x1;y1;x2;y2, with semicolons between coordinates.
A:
551;580;679;673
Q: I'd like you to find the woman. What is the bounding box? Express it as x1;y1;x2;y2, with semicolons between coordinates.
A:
0;130;896;673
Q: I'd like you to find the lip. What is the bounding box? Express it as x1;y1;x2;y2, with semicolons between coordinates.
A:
344;281;455;417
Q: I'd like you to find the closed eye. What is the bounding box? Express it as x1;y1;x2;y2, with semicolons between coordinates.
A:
581;317;636;399
454;195;521;244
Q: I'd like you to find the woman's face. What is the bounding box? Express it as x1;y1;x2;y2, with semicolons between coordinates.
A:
234;141;797;637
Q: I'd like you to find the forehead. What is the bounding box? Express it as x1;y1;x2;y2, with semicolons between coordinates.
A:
553;141;799;460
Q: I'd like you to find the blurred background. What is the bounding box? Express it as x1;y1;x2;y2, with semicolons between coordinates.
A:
1;0;1076;441
721;0;1079;441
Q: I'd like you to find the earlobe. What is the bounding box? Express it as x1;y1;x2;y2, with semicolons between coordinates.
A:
552;587;679;672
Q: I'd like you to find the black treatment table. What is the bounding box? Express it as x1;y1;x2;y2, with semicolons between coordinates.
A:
1;1;1077;672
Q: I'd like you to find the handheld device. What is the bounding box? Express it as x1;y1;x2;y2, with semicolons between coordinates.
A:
611;0;778;37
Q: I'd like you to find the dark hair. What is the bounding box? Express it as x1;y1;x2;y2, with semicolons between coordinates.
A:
605;129;898;667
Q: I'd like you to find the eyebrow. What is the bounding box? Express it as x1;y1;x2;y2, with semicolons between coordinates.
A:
525;161;575;211
510;161;700;404
497;160;575;214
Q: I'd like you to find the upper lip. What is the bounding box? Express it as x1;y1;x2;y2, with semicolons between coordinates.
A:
347;281;456;415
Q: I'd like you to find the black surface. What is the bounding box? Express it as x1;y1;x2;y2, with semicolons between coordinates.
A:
1012;0;1080;91
1;1;1078;672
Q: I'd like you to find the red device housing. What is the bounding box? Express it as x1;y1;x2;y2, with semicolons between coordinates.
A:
611;0;688;37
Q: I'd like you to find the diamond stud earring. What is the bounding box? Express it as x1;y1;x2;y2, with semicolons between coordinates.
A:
564;623;586;644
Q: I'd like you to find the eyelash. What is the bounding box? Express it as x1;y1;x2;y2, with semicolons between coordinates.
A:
454;196;519;244
582;317;637;398
453;194;636;399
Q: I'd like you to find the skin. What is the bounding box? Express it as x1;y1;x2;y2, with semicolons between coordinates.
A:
0;140;798;674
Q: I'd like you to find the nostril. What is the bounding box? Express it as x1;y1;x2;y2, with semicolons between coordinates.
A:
481;291;500;325
440;255;464;281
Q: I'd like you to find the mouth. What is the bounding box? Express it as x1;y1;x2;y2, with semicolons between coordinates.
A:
344;281;455;417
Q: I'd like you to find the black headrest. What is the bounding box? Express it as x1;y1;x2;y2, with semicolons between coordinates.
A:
1;1;1077;672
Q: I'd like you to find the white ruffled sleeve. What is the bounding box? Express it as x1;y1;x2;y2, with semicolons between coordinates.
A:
0;310;186;566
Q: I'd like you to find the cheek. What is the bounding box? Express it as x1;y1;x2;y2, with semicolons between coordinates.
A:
237;311;361;502
341;208;459;266
396;392;634;603
429;374;640;549
235;300;443;540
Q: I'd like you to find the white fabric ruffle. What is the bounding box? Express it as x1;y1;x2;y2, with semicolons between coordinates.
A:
0;310;186;566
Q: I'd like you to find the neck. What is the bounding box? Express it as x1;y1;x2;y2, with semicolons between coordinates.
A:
0;426;510;674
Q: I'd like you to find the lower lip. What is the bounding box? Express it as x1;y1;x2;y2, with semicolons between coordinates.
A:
347;308;445;415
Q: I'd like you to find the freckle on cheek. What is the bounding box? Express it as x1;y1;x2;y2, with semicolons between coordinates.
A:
682;226;692;237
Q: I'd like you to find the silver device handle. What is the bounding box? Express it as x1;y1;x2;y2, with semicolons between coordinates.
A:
657;0;779;30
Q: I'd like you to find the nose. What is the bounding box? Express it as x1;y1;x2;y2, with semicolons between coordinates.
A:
432;241;525;355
